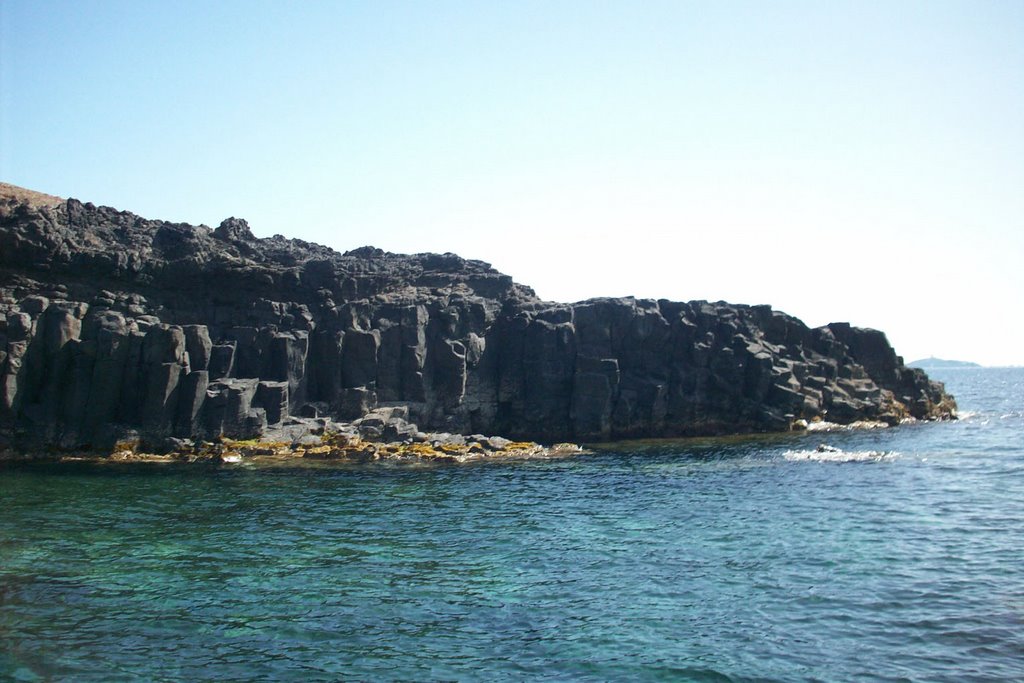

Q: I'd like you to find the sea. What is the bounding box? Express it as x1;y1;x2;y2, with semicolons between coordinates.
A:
1;367;1022;682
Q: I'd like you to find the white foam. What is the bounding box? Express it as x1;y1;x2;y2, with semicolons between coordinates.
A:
805;420;890;432
804;421;842;432
783;445;894;462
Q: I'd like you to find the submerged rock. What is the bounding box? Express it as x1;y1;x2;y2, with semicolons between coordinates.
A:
0;183;956;455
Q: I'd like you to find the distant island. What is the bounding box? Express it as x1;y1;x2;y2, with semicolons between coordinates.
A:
908;357;982;369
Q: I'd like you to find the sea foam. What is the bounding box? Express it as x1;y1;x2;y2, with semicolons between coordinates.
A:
783;444;895;462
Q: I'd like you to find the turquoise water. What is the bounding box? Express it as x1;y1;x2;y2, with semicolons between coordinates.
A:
2;368;1022;681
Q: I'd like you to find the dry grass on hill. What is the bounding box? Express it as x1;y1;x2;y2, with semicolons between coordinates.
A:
0;182;65;208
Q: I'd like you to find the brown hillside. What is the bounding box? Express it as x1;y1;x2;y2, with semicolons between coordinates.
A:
0;182;65;209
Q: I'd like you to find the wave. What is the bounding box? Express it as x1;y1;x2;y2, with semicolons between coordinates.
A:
954;409;1022;421
805;420;890;432
783;444;896;463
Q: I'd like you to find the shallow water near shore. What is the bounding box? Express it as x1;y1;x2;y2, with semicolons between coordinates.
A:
2;368;1023;681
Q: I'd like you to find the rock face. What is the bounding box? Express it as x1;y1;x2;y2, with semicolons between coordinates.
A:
0;185;956;451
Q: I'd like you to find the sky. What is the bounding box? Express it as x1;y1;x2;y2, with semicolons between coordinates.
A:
2;1;1022;366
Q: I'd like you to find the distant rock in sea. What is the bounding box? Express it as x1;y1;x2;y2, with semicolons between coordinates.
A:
908;357;982;369
0;183;957;455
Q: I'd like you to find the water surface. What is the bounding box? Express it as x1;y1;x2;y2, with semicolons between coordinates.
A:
2;368;1022;681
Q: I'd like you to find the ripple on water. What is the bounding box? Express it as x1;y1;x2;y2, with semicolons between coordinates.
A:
2;368;1024;681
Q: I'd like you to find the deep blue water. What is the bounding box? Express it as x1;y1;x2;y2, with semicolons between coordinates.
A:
2;368;1022;681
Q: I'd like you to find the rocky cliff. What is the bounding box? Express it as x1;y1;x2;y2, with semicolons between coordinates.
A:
0;183;955;452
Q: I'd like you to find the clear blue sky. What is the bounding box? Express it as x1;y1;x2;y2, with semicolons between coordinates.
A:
2;1;1022;365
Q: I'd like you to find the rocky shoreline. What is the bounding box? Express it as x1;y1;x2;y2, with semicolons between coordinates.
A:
5;435;585;467
0;394;586;466
0;183;956;459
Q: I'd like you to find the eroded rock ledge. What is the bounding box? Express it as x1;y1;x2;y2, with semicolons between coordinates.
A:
0;183;955;456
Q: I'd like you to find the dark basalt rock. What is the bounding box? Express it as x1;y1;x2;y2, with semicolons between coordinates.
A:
0;184;956;452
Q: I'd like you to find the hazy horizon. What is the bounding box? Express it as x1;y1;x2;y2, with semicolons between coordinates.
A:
2;1;1021;366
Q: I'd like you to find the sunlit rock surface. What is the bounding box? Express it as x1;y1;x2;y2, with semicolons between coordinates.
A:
0;183;955;453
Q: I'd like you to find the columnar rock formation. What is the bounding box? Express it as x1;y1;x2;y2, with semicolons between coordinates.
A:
0;183;955;451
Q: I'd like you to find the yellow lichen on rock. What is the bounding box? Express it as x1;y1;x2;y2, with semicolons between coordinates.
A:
397;442;440;458
302;445;333;458
81;429;587;467
111;438;140;459
240;441;290;456
322;431;357;448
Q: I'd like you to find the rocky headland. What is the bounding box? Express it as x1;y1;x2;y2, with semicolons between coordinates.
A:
0;182;956;462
